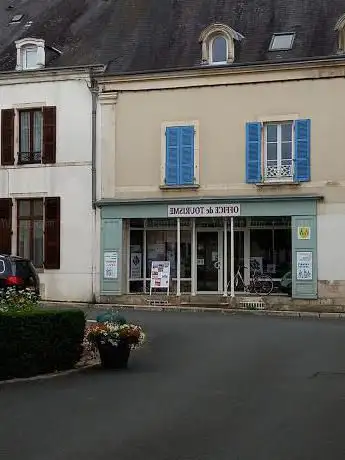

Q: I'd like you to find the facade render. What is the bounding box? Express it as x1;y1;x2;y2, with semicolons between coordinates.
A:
0;2;105;301
95;1;345;304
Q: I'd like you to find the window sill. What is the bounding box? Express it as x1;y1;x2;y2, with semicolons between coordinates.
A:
160;184;200;190
17;161;42;166
256;180;301;187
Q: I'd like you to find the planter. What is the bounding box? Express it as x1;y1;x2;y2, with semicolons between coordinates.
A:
97;340;131;369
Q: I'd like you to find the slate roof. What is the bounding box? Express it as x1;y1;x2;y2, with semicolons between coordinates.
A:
0;0;345;74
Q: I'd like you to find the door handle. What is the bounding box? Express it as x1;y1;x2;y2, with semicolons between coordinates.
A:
213;261;221;270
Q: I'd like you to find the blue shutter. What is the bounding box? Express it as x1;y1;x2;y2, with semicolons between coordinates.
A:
165;127;179;185
245;122;262;183
179;126;194;185
294;119;311;182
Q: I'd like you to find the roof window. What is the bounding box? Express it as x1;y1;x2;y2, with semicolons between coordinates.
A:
199;23;244;66
269;33;295;51
15;38;45;71
10;14;23;24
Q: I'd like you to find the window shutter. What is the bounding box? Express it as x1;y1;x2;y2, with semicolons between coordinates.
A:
1;109;15;166
0;198;12;254
165;127;179;185
44;197;60;269
179;126;195;185
294;119;311;182
42;106;56;164
245;122;262;183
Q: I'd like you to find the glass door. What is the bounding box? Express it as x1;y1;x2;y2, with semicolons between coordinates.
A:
197;230;222;292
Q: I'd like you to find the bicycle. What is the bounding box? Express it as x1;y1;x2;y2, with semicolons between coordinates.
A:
227;264;274;295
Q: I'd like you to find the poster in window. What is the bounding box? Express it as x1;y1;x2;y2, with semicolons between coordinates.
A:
130;253;142;279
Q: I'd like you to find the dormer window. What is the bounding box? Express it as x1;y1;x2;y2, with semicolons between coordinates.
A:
199;23;244;66
335;14;345;53
15;38;45;71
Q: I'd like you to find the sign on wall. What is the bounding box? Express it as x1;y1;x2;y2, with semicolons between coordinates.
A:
297;251;313;281
104;251;118;279
150;261;170;290
297;226;311;240
168;203;240;218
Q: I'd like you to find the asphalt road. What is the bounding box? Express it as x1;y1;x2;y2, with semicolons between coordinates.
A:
2;310;345;460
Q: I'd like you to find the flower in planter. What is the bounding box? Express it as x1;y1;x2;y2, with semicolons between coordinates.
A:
85;321;146;350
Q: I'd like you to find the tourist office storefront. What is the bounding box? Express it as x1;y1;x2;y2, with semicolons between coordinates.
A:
100;196;319;300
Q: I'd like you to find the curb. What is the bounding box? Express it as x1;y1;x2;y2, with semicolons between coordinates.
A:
0;362;99;386
41;301;345;320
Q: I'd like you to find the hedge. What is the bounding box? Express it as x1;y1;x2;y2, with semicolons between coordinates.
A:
0;309;86;380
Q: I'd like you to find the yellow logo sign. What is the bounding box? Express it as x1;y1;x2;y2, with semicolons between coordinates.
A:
298;226;310;240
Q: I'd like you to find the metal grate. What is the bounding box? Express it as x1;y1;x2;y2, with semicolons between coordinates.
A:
239;297;265;310
265;162;293;179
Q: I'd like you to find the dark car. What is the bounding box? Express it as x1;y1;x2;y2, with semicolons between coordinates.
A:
0;255;40;296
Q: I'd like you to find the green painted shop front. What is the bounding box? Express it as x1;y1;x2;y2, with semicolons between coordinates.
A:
99;195;319;300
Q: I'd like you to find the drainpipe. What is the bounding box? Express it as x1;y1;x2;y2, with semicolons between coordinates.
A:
89;76;98;303
90;79;98;209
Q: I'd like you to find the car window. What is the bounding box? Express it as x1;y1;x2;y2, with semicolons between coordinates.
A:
14;260;32;278
0;259;5;274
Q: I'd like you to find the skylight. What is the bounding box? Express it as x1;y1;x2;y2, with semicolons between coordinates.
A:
10;14;23;24
269;33;295;51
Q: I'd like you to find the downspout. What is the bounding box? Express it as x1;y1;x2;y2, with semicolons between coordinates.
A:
90;79;98;209
89;77;98;303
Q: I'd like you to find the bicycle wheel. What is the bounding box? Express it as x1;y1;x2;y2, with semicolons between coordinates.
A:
253;274;273;295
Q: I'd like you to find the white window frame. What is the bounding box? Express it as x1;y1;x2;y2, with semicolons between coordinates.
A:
263;121;295;183
15;38;45;71
160;120;200;187
209;35;228;65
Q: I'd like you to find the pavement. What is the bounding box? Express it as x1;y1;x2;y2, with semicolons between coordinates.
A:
2;309;345;460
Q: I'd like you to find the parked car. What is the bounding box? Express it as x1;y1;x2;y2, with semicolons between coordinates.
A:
280;271;292;296
0;255;40;296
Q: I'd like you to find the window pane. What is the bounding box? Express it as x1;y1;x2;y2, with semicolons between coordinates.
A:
18;200;30;217
20;112;30;153
281;123;292;141
33;199;43;217
146;230;191;280
33;220;43;267
250;229;274;274
281;142;292;160
212;36;227;63
266;124;277;142
33;111;42;154
18;220;30;260
24;48;37;69
130;230;143;280
267;143;278;161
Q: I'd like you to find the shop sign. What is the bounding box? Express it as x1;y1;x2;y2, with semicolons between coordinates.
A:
150;261;170;289
168;203;241;218
104;251;118;279
297;226;311;240
297;251;313;281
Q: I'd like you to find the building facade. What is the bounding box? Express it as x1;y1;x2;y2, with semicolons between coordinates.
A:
96;57;345;302
0;66;102;301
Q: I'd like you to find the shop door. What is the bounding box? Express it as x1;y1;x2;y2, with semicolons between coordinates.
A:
197;230;222;292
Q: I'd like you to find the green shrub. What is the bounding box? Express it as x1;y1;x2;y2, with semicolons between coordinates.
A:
0;309;86;380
